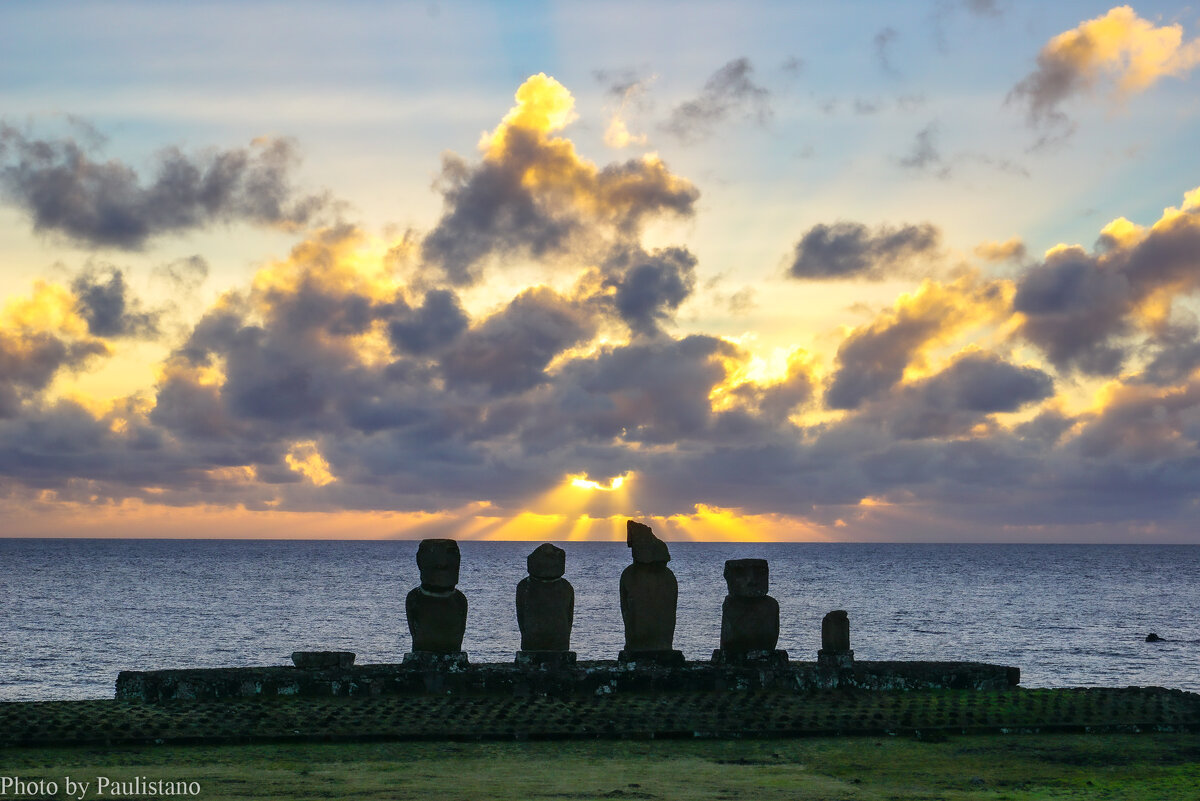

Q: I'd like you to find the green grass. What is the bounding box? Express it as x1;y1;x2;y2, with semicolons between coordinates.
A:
4;734;1200;800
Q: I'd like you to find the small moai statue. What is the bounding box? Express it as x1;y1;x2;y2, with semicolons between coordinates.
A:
404;538;469;667
712;558;784;665
618;520;683;666
515;543;576;667
817;609;854;669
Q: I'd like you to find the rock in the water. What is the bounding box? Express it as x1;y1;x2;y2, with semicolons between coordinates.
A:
406;539;468;653
516;543;574;651
620;520;677;652
719;559;779;655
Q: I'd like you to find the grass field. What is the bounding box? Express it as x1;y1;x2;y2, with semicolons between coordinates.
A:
4;733;1200;800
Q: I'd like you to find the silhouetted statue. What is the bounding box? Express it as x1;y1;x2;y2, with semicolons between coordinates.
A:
619;520;682;665
714;558;783;664
818;609;854;669
405;539;468;661
515;543;575;666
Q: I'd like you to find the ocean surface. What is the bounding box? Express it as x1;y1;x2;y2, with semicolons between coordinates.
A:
1;539;1197;701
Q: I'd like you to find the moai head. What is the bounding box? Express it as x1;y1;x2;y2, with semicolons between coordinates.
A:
627;520;670;564
527;543;566;579
821;609;851;652
724;559;769;598
416;538;461;591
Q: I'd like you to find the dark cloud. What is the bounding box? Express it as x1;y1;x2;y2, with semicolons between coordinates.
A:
661;58;771;143
824;277;1002;409
1004;7;1200;145
387;289;469;356
873;27;900;75
70;266;160;339
420;128;697;286
0;330;107;418
440;287;595;396
0;126;331;249
1014;206;1200;375
787;220;941;281
878;352;1054;440
602;246;696;336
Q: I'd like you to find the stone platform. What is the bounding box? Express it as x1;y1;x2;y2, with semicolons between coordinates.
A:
115;659;1020;703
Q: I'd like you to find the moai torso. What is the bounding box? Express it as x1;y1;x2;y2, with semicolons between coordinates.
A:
619;521;678;652
516;543;574;651
719;558;779;654
406;539;468;653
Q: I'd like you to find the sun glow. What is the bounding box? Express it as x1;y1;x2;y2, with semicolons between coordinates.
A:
568;472;629;491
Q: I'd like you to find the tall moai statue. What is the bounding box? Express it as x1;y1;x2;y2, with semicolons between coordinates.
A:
515;543;576;667
404;538;468;666
818;609;853;669
619;520;683;666
713;558;785;665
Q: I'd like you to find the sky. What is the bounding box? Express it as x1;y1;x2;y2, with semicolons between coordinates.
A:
2;1;1200;542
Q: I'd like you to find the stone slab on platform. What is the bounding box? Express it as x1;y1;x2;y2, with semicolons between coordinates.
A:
115;659;1020;703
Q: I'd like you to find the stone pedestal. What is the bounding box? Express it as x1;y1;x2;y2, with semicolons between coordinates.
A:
515;650;578;669
711;648;789;667
617;649;685;668
291;651;355;669
403;651;470;669
817;650;855;669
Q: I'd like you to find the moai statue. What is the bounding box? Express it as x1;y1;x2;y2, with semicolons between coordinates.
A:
713;558;784;665
404;539;468;666
618;520;683;666
515;543;576;667
818;609;854;669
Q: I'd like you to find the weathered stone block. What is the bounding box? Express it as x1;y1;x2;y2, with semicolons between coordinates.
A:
291;651;355;669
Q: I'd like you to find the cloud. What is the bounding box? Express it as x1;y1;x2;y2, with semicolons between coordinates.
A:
387;288;469;356
602;245;697;336
661;58;771;143
975;236;1027;262
153;256;210;294
874;26;900;75
1008;6;1200;134
596;69;652;148
440;286;595;396
0;127;331;249
8;74;1200;539
787;220;941;280
1013;187;1200;374
420;74;698;286
825;275;1009;409
898;122;944;172
873;351;1054;440
70;266;160;339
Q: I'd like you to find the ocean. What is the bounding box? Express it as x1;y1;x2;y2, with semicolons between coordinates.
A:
1;539;1197;701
